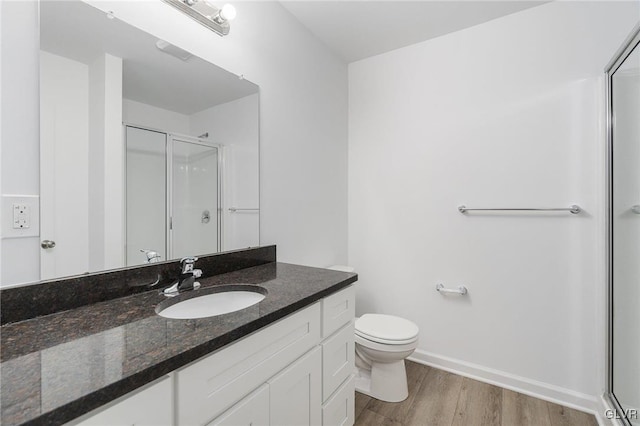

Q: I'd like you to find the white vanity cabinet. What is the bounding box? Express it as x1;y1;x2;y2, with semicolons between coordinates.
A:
70;285;355;426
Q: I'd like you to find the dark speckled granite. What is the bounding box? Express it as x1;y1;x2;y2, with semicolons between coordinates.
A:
1;246;276;325
0;261;357;426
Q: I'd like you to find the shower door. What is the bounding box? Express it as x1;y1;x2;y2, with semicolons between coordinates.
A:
125;126;168;266
607;25;640;426
170;136;221;260
125;126;221;266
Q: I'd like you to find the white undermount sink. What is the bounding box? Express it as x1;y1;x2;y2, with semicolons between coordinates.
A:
156;285;267;319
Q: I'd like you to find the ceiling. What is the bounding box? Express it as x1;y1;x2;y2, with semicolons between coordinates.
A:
280;1;548;63
40;1;258;115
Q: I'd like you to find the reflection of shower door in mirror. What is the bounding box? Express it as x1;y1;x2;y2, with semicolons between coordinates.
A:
170;137;221;260
125;127;167;266
125;126;221;266
608;28;640;426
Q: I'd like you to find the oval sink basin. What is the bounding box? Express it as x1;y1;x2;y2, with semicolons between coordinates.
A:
156;285;267;319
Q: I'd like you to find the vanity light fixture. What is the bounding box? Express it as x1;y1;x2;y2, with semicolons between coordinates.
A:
161;0;236;36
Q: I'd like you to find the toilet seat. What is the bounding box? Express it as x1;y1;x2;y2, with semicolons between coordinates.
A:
355;314;419;345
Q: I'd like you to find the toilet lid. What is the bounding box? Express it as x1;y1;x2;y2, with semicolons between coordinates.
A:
355;314;419;344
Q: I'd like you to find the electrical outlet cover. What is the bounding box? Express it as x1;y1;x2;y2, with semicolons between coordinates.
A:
1;195;40;239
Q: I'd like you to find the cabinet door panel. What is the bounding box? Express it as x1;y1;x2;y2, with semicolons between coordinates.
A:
208;384;269;426
322;322;354;402
322;375;355;426
269;347;321;426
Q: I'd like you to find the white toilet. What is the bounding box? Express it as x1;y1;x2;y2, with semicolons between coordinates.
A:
328;266;420;403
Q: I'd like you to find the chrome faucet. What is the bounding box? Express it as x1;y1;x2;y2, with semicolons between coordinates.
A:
162;256;202;296
140;249;162;263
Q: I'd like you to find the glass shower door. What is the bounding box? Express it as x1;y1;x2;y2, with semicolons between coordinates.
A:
125;126;167;266
171;138;220;260
609;31;640;425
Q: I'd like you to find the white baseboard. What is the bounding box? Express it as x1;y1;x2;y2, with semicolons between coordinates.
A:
596;394;614;426
408;349;599;416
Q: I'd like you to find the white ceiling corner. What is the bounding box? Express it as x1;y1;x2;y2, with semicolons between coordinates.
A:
280;1;549;63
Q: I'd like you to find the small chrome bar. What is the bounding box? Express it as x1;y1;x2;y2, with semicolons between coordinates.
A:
458;205;581;214
436;283;468;295
228;207;260;212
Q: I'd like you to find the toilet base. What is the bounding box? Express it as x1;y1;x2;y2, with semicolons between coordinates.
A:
354;360;409;403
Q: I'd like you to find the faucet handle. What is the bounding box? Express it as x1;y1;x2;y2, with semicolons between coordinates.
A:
180;256;199;273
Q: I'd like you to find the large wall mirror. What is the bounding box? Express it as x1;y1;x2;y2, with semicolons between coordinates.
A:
607;24;640;426
38;0;259;281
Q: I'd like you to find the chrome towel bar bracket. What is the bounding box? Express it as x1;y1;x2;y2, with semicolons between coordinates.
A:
458;205;581;214
436;283;468;295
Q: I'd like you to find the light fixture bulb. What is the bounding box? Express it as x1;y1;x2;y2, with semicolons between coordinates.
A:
220;4;236;21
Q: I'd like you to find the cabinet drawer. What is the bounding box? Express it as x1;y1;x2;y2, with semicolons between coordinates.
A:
322;286;355;338
177;302;321;425
208;384;269;426
322;321;354;402
322;375;355;426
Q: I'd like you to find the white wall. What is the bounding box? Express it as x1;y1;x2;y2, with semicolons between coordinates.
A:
190;94;260;251
123;99;190;135
83;0;348;267
348;1;638;412
0;0;40;285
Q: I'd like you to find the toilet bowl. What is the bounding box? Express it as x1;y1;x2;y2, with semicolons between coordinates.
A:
354;314;419;402
326;266;420;403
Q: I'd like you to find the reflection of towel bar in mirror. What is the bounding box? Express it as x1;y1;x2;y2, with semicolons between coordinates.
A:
458;205;581;214
436;283;468;295
228;208;260;213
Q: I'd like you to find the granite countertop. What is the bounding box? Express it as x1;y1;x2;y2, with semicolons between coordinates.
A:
0;262;357;426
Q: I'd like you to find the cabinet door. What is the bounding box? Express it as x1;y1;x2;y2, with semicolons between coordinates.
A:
208;384;269;426
73;376;172;426
322;375;355;426
322;322;354;402
269;347;321;426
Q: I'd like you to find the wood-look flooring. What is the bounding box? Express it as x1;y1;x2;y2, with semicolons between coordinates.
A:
354;361;598;426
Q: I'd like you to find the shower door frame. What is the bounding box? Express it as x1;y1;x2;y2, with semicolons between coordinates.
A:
123;123;224;265
604;23;640;426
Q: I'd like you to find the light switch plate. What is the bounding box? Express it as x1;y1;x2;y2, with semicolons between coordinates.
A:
1;195;40;239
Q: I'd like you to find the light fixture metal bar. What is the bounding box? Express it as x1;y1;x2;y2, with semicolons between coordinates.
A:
161;0;230;36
